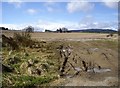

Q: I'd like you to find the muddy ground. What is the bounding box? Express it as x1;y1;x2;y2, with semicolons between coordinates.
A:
2;32;118;86
48;39;118;86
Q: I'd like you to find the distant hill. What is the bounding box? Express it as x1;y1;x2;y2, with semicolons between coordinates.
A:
69;29;117;33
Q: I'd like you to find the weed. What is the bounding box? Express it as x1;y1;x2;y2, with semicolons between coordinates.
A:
13;32;34;47
2;74;57;87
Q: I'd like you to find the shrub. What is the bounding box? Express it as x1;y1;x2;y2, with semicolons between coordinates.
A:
13;32;34;47
2;34;19;50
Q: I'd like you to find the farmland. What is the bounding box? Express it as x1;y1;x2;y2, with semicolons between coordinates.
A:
2;30;118;40
1;31;118;87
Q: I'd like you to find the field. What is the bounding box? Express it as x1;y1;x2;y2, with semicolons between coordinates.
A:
1;31;118;87
2;30;118;41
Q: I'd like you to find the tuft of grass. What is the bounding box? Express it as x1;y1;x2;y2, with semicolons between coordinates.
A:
11;75;56;87
13;32;34;47
88;39;118;49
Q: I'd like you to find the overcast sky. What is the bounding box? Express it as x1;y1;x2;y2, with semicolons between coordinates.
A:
1;0;119;31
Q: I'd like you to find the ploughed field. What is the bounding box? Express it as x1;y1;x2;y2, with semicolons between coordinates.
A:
1;31;118;86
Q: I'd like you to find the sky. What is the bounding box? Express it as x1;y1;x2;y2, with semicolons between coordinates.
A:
0;0;119;31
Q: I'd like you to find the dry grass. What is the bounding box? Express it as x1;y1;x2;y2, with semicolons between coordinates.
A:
3;31;116;38
3;30;118;41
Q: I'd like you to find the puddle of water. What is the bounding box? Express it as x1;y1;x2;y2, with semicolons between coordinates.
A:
66;75;73;78
65;67;111;79
65;67;82;78
87;68;111;73
89;48;99;52
74;67;82;71
65;38;108;42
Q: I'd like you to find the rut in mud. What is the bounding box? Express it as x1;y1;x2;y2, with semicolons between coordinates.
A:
51;40;118;86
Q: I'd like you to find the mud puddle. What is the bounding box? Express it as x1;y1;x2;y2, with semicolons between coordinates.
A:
66;67;111;78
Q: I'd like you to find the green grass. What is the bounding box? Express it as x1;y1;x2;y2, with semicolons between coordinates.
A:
14;75;53;87
87;39;118;49
2;42;59;87
2;32;61;87
2;73;58;87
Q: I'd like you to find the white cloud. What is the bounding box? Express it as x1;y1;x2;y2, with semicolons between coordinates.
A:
44;3;55;12
27;9;37;14
78;15;118;30
0;23;44;31
0;24;24;30
8;0;23;8
34;19;118;31
44;2;61;12
102;0;118;9
79;21;117;30
1;18;118;32
44;1;56;5
47;7;54;12
0;3;2;23
8;0;21;1
67;1;94;13
37;20;65;31
102;0;119;2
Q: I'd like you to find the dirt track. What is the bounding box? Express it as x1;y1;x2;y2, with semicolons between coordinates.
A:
49;39;118;86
